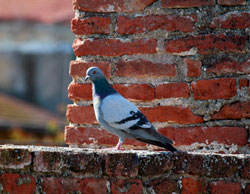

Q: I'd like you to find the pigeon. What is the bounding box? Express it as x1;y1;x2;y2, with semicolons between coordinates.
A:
85;66;178;152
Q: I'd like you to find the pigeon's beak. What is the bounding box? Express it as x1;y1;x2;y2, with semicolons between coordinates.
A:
85;76;90;81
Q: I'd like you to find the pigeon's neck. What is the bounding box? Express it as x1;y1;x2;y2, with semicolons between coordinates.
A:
92;78;117;99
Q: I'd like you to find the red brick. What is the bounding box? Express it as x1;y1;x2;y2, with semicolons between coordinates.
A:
73;0;156;12
42;177;81;194
113;84;155;101
117;15;196;34
65;126;118;145
68;83;92;101
239;79;249;89
191;78;237;100
0;173;36;194
207;58;250;74
106;153;139;177
73;38;157;57
66;105;97;124
115;59;176;78
155;83;190;99
159;127;248;146
184;58;202;77
243;160;250;179
181;178;206;194
148;178;177;194
241;58;250;73
80;178;107;194
244;184;250;194
71;17;111;35
140;106;203;124
162;0;215;8
210;12;250;29
212;101;250;120
166;34;247;55
69;60;111;78
65;126;146;147
111;179;142;194
209;181;241;194
217;0;247;5
42;177;107;194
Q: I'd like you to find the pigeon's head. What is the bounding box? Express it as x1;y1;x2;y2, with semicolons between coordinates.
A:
85;67;105;82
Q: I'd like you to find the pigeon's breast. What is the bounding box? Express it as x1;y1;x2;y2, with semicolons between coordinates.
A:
93;93;102;122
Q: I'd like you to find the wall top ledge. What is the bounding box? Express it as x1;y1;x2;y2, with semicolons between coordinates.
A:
0;144;249;180
0;144;249;158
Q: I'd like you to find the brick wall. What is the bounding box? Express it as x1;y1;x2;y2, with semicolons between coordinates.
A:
0;145;249;193
66;0;250;153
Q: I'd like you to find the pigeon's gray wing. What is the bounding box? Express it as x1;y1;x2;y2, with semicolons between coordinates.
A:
100;94;173;144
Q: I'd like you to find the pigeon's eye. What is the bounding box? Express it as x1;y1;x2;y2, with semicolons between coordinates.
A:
93;71;96;75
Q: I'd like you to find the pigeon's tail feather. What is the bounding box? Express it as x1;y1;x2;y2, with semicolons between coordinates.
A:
136;138;178;152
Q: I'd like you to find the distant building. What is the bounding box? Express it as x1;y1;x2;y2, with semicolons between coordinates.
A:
0;0;74;111
0;0;74;144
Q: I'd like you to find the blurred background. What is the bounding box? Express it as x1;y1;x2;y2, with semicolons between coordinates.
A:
0;0;74;145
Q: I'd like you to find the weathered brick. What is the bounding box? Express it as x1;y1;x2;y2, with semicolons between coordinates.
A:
106;153;139;177
73;0;156;13
73;38;157;56
140;106;203;124
0;173;36;194
0;148;31;169
173;152;244;177
68;83;92;101
139;153;173;176
71;17;111;35
207;155;244;177
111;179;142;194
162;0;215;8
155;83;190;99
166;34;247;55
117;15;196;34
191;78;237;100
114;59;176;78
146;178;178;194
66;105;97;124
159;127;248;146
181;178;206;194
172;152;206;175
113;84;155;101
69;60;111;78
209;181;241;194
207;58;250;74
212;101;250;120
33;151;68;172
217;0;247;5
68;152;105;176
239;79;249;89
184;58;202;77
210;12;250;29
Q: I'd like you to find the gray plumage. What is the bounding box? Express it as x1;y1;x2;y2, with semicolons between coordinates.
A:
85;66;178;152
